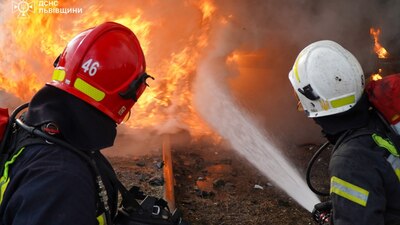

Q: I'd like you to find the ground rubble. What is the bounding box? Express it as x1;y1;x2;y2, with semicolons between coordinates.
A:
108;142;331;225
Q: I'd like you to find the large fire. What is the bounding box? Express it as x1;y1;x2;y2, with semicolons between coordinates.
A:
0;0;224;137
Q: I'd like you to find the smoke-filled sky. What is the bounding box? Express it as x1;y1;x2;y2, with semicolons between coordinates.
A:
212;0;400;146
1;0;400;151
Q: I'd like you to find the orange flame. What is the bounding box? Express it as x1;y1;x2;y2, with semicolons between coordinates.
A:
0;0;219;137
371;69;383;81
370;27;389;58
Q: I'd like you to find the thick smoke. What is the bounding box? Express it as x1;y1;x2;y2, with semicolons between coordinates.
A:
208;0;400;147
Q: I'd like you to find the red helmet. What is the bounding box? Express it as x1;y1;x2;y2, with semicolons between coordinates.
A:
366;74;400;125
49;22;153;124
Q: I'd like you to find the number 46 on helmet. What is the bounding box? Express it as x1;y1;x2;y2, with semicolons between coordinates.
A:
50;21;154;124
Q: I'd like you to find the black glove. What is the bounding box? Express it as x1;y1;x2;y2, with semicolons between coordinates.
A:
312;201;332;225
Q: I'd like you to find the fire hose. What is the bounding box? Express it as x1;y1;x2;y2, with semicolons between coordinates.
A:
306;141;332;225
306;141;330;197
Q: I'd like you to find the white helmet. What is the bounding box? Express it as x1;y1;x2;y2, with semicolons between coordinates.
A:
288;40;364;118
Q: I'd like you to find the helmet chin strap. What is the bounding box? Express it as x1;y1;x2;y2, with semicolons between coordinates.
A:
53;54;61;67
120;110;131;124
298;84;320;100
119;73;155;101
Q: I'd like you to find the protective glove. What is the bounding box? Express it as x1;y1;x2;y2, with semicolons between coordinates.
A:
312;200;332;225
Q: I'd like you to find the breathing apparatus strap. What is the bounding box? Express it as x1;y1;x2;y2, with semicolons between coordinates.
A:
14;118;114;225
15;117;153;223
93;151;142;210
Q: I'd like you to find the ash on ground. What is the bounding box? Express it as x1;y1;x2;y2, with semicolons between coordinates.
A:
107;141;331;225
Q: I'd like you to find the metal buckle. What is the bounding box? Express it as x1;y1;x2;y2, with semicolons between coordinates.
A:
152;205;161;216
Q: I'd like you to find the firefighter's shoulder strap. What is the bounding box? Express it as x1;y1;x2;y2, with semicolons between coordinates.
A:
334;126;400;181
334;126;399;157
0;129;55;205
0;123;47;175
93;151;142;210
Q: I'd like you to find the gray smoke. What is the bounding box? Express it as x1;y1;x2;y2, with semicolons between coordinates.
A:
207;0;400;148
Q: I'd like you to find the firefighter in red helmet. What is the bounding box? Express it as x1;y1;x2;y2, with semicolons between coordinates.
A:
49;21;151;124
0;22;154;225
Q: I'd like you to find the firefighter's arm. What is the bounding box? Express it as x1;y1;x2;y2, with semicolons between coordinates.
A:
328;148;387;225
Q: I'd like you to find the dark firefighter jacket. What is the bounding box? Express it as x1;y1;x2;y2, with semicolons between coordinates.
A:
0;138;118;225
329;118;400;225
0;85;119;225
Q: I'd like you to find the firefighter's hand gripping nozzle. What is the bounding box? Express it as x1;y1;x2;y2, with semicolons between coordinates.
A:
312;201;332;225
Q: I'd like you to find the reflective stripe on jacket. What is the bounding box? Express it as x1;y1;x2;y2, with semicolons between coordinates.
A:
0;145;110;225
0;148;25;205
329;131;400;225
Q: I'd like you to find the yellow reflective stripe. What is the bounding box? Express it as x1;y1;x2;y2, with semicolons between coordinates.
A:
3;148;25;178
293;55;302;83
330;176;369;207
330;95;355;108
0;147;25;205
74;78;105;102
52;69;66;82
0;177;10;204
395;169;400;181
387;155;400;181
372;134;399;157
97;213;106;225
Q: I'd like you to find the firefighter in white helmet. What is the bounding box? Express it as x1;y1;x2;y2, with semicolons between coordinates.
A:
289;40;400;225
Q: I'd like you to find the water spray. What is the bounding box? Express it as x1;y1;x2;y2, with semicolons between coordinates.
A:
193;25;320;212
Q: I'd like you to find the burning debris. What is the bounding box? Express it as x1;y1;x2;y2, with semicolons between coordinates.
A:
370;27;400;80
370;28;389;59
